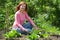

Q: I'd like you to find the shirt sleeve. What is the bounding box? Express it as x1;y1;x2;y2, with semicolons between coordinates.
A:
15;12;24;29
25;13;35;26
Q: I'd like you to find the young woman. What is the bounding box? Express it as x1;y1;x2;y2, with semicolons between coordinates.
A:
12;1;38;34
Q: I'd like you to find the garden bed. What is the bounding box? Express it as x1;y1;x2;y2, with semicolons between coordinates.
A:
0;35;60;40
0;30;60;40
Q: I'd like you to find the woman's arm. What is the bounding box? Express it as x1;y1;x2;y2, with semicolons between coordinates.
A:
25;13;37;27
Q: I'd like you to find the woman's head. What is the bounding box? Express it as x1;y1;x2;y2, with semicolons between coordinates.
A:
16;1;27;12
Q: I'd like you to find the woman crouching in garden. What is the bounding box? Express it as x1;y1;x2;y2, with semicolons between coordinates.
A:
12;1;38;34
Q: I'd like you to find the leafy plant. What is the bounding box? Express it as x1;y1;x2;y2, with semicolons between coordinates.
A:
27;29;41;40
4;30;21;38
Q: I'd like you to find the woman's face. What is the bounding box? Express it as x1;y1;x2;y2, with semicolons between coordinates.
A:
20;4;26;11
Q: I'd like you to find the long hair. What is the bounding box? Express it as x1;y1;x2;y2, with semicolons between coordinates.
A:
16;1;27;12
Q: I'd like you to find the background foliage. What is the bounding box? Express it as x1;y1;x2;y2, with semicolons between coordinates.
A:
0;0;60;38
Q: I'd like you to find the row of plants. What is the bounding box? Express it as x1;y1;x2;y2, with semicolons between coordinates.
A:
26;14;60;40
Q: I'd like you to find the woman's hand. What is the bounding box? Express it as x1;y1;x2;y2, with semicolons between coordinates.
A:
21;28;27;32
34;25;39;30
21;28;31;34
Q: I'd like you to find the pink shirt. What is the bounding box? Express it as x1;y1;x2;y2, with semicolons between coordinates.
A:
13;10;34;29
